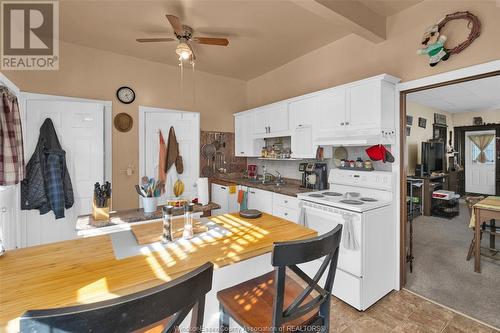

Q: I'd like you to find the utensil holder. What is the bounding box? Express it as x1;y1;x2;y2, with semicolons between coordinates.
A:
142;197;158;213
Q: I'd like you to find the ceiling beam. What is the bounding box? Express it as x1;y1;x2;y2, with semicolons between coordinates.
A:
291;0;386;43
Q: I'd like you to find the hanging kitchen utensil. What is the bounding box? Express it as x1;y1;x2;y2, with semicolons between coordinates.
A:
201;142;216;159
175;155;184;174
333;147;348;167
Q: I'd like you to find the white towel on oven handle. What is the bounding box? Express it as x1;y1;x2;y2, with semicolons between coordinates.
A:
342;213;359;250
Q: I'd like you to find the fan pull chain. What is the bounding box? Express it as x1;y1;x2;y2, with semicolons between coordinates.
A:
191;60;196;106
179;58;184;100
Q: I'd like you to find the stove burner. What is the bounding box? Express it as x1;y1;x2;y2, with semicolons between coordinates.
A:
308;193;325;198
322;192;343;196
340;199;364;205
344;192;360;198
360;197;378;202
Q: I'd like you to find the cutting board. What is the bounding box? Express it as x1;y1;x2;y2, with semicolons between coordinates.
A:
130;219;209;245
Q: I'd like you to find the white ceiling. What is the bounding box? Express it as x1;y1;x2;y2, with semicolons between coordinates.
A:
406;75;500;113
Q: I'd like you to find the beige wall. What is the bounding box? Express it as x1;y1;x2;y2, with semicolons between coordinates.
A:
3;41;247;209
406;102;453;174
247;1;500;107
452;109;500;127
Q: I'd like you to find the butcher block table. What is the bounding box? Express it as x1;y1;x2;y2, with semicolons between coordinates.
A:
0;213;316;333
472;196;500;273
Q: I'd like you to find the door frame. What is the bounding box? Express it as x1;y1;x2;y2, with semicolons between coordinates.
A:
138;105;200;207
398;60;500;287
18;92;113;248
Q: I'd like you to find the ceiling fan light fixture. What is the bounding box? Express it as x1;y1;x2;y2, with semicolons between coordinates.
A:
176;42;192;60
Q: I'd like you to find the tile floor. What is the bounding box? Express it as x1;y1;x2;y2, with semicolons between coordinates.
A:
330;289;499;332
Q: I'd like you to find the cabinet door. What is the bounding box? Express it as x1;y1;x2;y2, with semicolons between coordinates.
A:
289;97;316;158
347;81;380;129
211;184;228;215
247;188;273;215
235;113;253;157
316;89;346;137
253;108;269;135
267;103;289;134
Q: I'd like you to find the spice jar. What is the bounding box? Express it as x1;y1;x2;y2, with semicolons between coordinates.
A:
162;205;174;243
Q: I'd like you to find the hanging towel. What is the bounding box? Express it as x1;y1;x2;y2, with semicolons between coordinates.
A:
165;126;183;175
0;87;25;185
342;214;359;250
239;190;248;211
298;202;308;227
158;130;167;193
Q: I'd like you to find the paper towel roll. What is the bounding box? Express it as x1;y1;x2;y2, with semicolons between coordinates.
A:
196;178;209;205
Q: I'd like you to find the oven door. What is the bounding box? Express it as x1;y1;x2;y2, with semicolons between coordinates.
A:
301;202;362;277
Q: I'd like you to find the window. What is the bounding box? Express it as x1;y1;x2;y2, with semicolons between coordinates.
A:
471;139;495;164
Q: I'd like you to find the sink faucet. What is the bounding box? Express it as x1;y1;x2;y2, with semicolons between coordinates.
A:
275;171;284;186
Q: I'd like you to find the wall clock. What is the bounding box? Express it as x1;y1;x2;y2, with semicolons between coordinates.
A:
116;86;135;104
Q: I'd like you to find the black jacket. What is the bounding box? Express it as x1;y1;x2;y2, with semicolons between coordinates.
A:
21;119;74;219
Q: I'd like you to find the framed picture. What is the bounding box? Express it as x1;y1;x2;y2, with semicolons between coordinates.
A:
418;117;427;128
406;126;411;136
406;115;413;126
434;113;447;125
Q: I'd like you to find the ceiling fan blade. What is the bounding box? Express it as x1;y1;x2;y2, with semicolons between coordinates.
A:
136;38;175;43
166;14;184;35
193;37;229;46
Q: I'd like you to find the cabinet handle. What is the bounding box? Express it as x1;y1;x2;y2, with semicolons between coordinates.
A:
284;212;288;216
221;187;226;190
345;122;349;125
284;200;288;204
268;126;271;133
341;122;345;126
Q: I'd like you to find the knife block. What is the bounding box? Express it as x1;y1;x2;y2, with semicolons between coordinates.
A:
92;198;110;223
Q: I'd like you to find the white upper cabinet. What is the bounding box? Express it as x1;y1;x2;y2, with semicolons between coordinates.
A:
289;96;317;158
316;88;346;138
234;112;258;157
253;102;288;136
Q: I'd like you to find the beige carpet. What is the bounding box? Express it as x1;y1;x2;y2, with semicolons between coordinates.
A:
406;202;500;329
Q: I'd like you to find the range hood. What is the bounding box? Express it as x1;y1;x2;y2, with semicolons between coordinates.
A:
315;130;395;147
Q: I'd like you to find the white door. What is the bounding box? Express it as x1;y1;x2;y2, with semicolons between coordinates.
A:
253;107;268;135
24;100;104;246
141;107;200;204
316;89;346;137
465;130;496;194
211;184;228;215
0;186;19;250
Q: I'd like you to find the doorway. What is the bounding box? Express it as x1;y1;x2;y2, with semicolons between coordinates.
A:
399;66;500;329
465;130;496;194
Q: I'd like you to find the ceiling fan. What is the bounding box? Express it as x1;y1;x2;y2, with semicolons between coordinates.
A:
136;15;229;62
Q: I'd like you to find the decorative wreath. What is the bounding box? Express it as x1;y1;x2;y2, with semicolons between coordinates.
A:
437;11;481;55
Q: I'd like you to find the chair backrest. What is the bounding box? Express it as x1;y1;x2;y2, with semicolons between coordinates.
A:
271;225;342;331
20;262;214;333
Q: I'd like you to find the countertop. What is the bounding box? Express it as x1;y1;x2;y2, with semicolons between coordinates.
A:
0;213;316;333
210;174;314;197
76;202;220;235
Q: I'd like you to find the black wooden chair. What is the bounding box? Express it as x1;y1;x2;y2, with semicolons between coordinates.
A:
20;262;214;333
218;225;342;333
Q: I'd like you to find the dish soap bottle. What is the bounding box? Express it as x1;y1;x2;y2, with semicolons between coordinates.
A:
182;203;195;239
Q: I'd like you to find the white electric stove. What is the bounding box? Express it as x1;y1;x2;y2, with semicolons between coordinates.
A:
297;168;397;311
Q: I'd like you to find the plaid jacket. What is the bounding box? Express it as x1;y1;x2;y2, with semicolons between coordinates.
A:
21;119;74;219
0;87;25;185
